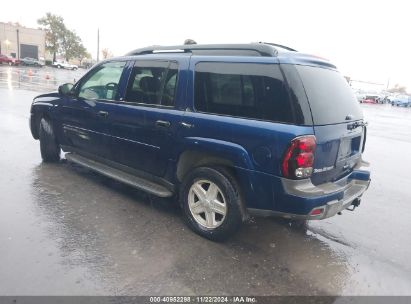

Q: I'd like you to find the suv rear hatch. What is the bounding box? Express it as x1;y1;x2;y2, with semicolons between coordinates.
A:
295;65;366;185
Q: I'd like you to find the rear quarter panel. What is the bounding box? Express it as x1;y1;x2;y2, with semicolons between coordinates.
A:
179;112;314;174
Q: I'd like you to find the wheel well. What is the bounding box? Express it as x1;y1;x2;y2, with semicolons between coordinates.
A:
176;151;249;221
32;111;50;139
176;151;235;182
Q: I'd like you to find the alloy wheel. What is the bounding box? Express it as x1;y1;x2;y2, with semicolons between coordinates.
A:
188;179;227;229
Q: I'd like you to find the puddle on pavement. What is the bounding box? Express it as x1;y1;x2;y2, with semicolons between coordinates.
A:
0;66;86;92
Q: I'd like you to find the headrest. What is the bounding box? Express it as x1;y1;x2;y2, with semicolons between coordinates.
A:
139;76;160;93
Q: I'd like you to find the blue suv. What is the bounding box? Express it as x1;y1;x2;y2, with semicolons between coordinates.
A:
29;43;371;240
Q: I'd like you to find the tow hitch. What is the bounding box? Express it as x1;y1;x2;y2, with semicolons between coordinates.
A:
346;199;361;211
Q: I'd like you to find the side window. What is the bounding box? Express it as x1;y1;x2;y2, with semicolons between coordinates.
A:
125;61;178;106
194;62;294;124
78;61;125;100
209;74;255;106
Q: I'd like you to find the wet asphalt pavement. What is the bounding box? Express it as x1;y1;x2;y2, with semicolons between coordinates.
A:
0;65;410;296
0;65;84;93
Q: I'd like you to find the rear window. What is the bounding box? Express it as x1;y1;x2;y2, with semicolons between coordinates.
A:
296;65;363;125
194;62;308;124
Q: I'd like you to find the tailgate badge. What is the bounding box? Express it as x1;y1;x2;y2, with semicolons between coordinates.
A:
313;166;334;173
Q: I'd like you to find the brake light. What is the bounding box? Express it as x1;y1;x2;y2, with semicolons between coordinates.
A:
282;135;316;179
310;208;324;216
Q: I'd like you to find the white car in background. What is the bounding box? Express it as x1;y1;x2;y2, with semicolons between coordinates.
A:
52;61;78;70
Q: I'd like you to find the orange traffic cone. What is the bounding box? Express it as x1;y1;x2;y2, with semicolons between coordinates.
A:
45;74;50;80
28;69;33;76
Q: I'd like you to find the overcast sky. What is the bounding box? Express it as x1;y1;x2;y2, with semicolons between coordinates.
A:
1;0;410;90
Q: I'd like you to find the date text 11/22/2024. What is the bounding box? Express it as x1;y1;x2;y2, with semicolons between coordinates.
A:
149;296;257;303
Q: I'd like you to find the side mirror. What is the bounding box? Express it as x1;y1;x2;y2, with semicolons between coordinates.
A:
58;83;74;95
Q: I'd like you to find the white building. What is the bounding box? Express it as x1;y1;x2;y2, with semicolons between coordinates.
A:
0;22;46;60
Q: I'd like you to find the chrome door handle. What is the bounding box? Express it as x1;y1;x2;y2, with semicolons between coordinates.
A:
155;120;171;128
97;111;109;118
180;122;193;128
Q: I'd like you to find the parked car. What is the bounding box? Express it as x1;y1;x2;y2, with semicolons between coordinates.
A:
0;54;20;65
376;96;389;104
355;91;386;104
376;92;391;104
359;95;380;104
29;43;371;240
361;99;375;104
80;62;93;69
20;57;44;67
385;95;397;104
52;61;78;70
391;95;411;107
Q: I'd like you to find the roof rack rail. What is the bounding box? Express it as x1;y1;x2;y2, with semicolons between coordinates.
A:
125;44;278;57
257;42;297;52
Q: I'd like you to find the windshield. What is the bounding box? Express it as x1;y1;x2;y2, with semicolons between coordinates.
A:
296;65;363;125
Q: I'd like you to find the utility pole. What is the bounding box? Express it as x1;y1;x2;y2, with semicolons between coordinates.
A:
16;29;20;60
97;28;100;62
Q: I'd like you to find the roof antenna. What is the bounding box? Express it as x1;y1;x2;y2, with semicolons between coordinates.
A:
184;39;197;45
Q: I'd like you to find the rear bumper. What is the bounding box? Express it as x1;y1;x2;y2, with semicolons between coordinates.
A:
246;163;371;220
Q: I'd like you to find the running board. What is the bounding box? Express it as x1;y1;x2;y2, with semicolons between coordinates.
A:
65;153;173;197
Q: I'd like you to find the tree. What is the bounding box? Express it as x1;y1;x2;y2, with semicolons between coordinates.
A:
38;12;90;63
77;46;91;66
388;84;407;94
101;48;113;59
37;13;66;62
60;30;82;61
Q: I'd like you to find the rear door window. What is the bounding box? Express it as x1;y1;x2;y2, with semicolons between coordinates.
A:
194;62;305;124
296;65;363;125
125;61;178;106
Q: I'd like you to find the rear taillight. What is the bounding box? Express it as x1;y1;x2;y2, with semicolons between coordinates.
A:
282;135;316;179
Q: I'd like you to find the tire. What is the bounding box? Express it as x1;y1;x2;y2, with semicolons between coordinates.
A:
57;65;61;69
180;167;243;241
39;118;61;162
